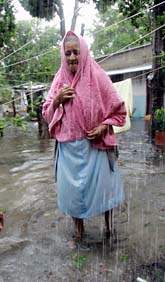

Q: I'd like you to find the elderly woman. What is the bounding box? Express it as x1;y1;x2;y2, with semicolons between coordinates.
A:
42;31;126;241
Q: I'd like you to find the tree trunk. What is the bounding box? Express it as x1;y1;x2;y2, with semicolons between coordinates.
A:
11;91;16;117
35;102;50;139
71;0;80;31
81;23;85;36
56;0;66;38
150;0;165;140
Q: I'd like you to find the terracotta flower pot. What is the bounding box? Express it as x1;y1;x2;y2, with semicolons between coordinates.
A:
155;131;165;145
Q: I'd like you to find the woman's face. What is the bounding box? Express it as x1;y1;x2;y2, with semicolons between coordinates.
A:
64;40;80;75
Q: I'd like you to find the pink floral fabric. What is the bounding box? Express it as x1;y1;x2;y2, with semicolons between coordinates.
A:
42;31;126;149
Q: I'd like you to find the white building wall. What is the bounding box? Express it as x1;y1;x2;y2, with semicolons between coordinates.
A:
132;78;146;118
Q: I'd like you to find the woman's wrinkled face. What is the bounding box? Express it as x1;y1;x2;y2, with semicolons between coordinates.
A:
64;40;80;75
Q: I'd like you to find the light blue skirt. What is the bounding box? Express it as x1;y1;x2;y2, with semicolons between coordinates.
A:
56;139;124;218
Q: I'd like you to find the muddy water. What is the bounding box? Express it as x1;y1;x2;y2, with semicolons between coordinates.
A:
0;121;164;282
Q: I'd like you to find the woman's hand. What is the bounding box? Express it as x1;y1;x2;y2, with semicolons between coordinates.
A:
86;124;108;140
53;85;75;110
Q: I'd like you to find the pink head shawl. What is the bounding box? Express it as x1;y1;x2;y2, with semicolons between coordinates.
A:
43;31;126;148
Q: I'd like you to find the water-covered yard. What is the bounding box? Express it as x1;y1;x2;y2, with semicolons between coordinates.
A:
0;120;164;282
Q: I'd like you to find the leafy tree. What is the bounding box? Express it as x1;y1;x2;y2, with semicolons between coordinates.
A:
90;6;150;57
0;72;10;102
0;0;16;102
92;0;164;53
93;0;152;29
2;19;61;86
0;0;15;47
18;0;89;38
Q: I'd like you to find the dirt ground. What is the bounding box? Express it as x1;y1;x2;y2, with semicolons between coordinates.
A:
0;120;164;282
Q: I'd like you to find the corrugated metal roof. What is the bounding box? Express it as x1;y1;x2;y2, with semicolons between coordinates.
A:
106;64;152;75
96;44;151;62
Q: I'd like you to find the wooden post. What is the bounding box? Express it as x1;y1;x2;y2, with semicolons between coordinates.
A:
149;0;165;140
30;81;34;113
11;89;16;117
81;23;85;36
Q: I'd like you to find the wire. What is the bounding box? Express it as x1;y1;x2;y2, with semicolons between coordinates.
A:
92;1;165;36
1;2;164;71
0;80;49;90
0;48;163;90
0;79;30;83
0;81;35;90
0;1;82;63
0;52;161;80
128;66;163;81
0;1;164;98
0;39;35;63
0;62;162;90
1;46;58;69
0;70;54;76
2;86;50;106
1;64;164;107
1;21;164;70
98;24;165;64
1;1;164;70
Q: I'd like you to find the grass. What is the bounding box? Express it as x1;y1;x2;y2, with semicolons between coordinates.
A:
67;253;88;269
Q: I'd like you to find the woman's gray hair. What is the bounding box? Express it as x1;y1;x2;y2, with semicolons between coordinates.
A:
64;34;79;43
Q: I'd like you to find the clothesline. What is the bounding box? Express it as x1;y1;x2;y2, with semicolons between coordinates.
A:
0;1;164;68
0;53;162;91
98;24;165;64
0;65;162;108
0;1;82;63
1;86;49;106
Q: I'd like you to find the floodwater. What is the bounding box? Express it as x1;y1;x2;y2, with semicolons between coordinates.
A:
0;120;164;282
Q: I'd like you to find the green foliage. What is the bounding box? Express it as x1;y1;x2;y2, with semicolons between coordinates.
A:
0;72;11;103
0;118;5;129
93;0;165;35
5;19;61;82
0;207;8;213
93;0;111;13
119;255;129;263
13;114;27;130
158;12;165;39
0;0;16;47
117;0;152;31
154;108;165;131
26;94;43;121
0;118;5;136
68;253;88;269
0;0;16;103
93;0;153;31
0;19;61;103
0;114;11;134
3;112;11;127
0;113;28;137
26;111;37;121
161;50;165;74
90;6;150;57
75;255;88;268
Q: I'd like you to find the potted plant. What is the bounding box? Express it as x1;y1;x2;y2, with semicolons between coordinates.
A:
154;107;165;145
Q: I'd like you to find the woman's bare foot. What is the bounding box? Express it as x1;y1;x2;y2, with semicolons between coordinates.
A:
104;210;113;237
0;212;4;231
72;217;84;241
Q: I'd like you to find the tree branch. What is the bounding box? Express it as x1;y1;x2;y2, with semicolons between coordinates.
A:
71;0;81;31
54;0;66;38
